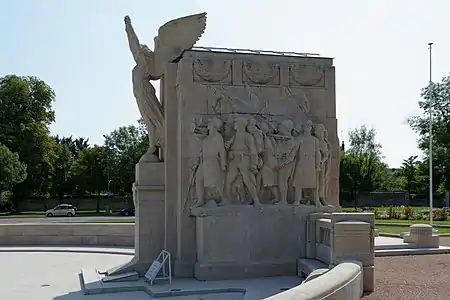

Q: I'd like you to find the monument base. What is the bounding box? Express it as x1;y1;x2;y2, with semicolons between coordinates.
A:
107;161;165;277
190;204;337;280
195;260;296;281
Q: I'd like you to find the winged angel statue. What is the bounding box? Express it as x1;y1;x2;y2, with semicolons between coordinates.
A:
124;13;207;162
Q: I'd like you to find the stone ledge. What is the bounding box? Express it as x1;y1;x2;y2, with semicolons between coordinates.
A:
80;266;300;298
267;260;363;300
0;246;133;255
0;224;134;247
297;258;329;278
375;246;450;257
194;260;297;281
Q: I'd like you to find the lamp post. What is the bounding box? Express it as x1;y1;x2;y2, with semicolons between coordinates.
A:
428;42;434;228
103;134;111;203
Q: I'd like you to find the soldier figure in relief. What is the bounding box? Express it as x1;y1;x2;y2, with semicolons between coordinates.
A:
192;118;227;208
274;120;299;205
314;124;330;206
257;121;280;202
224;117;262;206
246;117;264;193
292;120;321;205
323;129;332;204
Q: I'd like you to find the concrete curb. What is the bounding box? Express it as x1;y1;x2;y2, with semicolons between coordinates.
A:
379;233;401;238
376;222;450;228
0;246;134;256
375;247;450;257
379;232;450;237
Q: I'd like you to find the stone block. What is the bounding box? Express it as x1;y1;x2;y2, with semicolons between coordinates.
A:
409;224;433;236
192;205;317;280
135;161;165;186
194;260;296;281
363;265;375;293
297;258;329;278
106;161;165;277
332;221;374;266
403;224;440;248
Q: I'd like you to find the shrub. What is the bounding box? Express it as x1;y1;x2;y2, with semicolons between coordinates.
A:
402;206;414;220
373;208;381;219
433;208;449;221
388;206;401;219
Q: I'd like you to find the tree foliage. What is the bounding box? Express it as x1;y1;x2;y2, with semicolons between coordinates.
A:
104;123;148;195
0;144;27;193
393;156;428;195
340;126;388;199
0;75;56;199
409;75;450;193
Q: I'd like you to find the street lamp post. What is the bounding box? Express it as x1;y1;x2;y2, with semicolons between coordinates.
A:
103;134;111;213
428;42;434;228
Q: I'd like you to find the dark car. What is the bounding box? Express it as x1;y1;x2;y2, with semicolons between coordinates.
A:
120;207;135;216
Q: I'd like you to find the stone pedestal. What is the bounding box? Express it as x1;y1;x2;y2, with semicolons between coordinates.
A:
107;162;165;276
403;224;439;248
190;205;333;280
330;213;375;293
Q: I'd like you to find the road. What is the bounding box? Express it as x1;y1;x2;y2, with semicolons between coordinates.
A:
0;216;135;224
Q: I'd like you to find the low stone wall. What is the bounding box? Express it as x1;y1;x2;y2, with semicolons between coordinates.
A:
267;260;363;300
0;224;134;247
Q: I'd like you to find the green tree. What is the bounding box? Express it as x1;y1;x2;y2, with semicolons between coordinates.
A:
0;143;27;195
409;76;450;194
104;123;147;195
393;155;428;195
54;135;89;158
340;125;388;206
50;143;75;199
0;75;56;199
72;146;108;196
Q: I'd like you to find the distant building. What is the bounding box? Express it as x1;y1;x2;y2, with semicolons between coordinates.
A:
387;168;398;176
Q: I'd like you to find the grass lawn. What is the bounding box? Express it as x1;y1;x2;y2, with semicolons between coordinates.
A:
375;219;450;225
376;225;450;235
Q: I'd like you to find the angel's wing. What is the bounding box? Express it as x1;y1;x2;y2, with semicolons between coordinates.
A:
153;12;207;73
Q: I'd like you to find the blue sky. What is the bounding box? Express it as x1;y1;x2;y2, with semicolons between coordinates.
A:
0;0;446;167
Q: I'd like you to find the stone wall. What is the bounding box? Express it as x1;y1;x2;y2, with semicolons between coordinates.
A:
0;224;134;247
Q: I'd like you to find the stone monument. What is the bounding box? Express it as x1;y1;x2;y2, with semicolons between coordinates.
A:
108;12;340;281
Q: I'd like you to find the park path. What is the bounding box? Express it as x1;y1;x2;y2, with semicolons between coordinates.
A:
363;237;450;300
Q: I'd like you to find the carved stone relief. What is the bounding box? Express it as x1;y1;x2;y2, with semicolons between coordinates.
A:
242;61;280;85
284;87;311;116
187;113;333;209
193;59;232;83
183;55;336;209
289;64;325;88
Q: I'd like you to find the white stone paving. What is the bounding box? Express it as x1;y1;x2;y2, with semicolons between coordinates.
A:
375;236;404;246
0;249;300;300
0;251;146;300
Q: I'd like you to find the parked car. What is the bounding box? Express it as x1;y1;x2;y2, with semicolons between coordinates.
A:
45;204;76;217
120;207;135;216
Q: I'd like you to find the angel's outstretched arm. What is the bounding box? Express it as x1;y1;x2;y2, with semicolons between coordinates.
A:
124;16;141;64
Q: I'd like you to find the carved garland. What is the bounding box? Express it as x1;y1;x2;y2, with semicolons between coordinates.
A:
242;62;280;84
193;59;232;82
290;64;324;87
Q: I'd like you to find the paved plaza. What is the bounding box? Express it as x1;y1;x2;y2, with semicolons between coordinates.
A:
0;251;145;300
2;237;449;299
0;249;299;300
